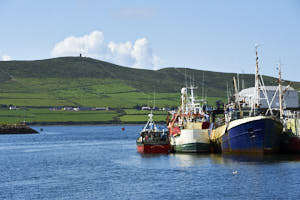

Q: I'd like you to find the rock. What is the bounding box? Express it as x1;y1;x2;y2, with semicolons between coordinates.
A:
0;124;38;134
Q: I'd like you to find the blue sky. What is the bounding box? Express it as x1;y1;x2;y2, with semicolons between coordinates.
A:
0;0;299;81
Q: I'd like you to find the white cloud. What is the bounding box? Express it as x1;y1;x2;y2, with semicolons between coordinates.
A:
51;31;105;58
1;55;12;61
107;41;135;67
131;38;153;69
51;31;162;70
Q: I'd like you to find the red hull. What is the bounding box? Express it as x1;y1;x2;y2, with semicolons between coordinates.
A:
137;144;171;154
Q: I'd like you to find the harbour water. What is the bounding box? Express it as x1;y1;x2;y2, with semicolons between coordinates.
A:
0;125;300;199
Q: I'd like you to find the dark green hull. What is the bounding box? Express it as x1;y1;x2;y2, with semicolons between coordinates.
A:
172;143;210;153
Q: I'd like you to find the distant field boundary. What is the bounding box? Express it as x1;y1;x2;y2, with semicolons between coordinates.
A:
27;121;167;126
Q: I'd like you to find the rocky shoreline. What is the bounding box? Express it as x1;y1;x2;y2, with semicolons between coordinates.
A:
0;124;39;134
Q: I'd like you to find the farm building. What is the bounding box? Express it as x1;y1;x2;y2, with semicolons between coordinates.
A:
238;86;299;109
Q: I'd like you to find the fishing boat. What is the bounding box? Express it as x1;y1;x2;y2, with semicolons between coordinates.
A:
212;46;283;154
168;84;211;153
281;115;300;153
136;112;171;154
276;64;300;153
221;115;282;153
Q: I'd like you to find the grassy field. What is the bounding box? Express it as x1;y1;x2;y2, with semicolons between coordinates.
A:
0;90;225;109
0;108;119;124
120;114;167;122
124;109;168;115
0;56;297;124
0;87;225;124
121;109;168;123
0;88;225;124
0;108;169;124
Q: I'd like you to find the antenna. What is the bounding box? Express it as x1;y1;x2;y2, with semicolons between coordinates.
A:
237;73;240;91
242;80;245;90
226;82;229;103
153;89;156;109
193;74;195;87
201;72;204;99
233;77;242;114
194;74;197;97
185;68;187;88
147;94;150;108
241;70;245;90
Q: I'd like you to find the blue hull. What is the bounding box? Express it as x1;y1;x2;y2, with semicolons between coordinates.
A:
222;118;282;153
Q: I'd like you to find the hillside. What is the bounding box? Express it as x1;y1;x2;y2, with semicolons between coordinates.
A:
0;56;299;109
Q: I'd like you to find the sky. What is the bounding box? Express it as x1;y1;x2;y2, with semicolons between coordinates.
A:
0;0;299;81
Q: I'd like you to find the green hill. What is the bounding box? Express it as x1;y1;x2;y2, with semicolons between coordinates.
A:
0;56;298;107
0;57;298;124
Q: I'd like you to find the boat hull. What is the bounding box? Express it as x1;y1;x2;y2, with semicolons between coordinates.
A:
281;118;300;153
171;128;210;153
173;142;210;153
285;137;300;153
221;116;282;153
210;124;227;153
280;134;300;153
136;143;171;154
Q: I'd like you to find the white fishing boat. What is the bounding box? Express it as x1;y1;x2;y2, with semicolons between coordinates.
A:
167;83;211;153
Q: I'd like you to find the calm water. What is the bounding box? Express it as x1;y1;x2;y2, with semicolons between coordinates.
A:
0;125;300;199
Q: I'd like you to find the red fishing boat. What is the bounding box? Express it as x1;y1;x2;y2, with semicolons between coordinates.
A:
136;112;171;154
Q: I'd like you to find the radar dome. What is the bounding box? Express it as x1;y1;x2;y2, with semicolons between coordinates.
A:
181;88;187;94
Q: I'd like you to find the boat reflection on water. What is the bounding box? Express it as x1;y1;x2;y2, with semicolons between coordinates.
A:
138;153;170;158
210;154;300;165
169;153;211;168
137;152;211;167
138;152;300;167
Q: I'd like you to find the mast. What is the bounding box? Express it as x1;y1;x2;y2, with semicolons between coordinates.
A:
241;70;245;90
237;73;240;91
278;63;283;119
226;82;229;104
242;79;245;90
142;110;155;131
153;90;156;109
201;72;204;99
254;45;260;116
185;68;187;88
190;82;195;113
233;77;242;114
181;88;187;114
143;91;157;131
188;75;199;113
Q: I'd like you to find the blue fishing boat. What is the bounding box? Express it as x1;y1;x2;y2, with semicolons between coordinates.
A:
222;116;282;153
215;46;283;154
